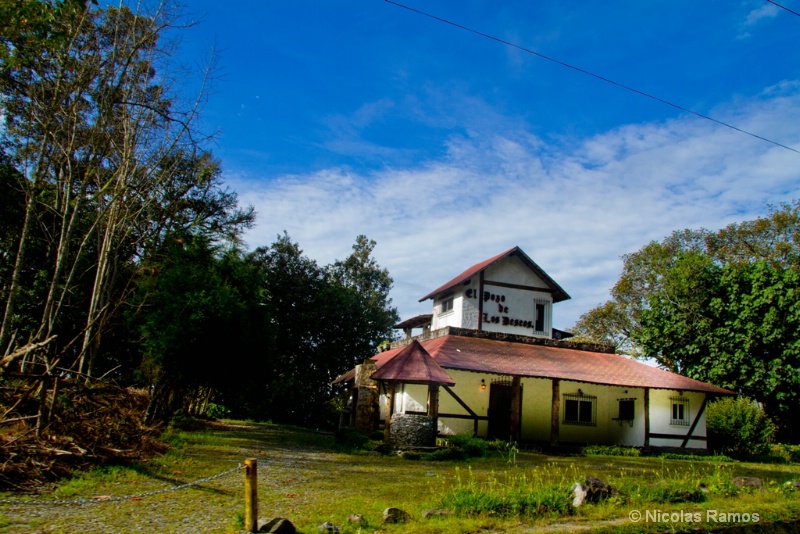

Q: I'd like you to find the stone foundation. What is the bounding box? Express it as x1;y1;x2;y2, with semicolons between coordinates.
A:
390;413;435;447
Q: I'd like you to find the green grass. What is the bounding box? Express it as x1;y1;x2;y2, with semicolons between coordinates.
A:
3;422;800;533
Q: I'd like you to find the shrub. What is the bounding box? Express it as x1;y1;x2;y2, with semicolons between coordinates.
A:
334;427;371;449
445;434;488;458
706;397;776;457
206;403;231;419
771;444;800;463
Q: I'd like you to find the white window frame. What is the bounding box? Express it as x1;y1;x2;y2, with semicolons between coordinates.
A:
440;293;454;315
670;396;690;426
533;298;551;335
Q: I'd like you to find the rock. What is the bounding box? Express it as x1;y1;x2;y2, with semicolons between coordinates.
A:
733;476;764;490
347;514;364;524
259;517;296;533
571;476;620;507
383;507;412;524
422;509;454;519
316;521;340;533
571;481;589;507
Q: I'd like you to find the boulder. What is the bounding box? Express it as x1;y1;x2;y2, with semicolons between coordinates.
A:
422;509;454;519
347;514;365;524
733;476;764;490
383;507;412;524
316;521;340;533
259;517;296;533
571;476;620;507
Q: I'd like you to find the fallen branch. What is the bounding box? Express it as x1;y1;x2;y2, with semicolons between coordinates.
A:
0;415;39;426
0;336;57;370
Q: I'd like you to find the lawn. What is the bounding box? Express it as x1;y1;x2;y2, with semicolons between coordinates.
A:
2;421;800;533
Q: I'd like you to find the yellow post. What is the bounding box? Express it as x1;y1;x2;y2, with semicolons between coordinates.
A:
244;458;258;532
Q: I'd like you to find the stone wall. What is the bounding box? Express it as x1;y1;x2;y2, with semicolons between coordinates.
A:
390;413;435;447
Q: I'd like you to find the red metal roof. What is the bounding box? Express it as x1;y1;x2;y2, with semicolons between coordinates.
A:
370;340;455;385
335;334;733;395
418;246;570;303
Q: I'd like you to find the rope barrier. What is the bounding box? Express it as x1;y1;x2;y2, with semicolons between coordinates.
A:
0;463;244;507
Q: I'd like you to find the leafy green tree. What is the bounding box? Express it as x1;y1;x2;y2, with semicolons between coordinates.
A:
327;235;400;355
574;202;800;440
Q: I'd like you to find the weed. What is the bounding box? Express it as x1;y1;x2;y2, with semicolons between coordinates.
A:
583;445;640;457
659;452;734;462
440;466;573;518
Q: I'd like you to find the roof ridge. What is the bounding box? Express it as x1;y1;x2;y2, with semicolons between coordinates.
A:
389;326;615;354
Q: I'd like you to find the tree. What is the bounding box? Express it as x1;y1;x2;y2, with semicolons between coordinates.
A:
0;1;252;379
0;1;252;443
132;235;264;423
574;202;800;440
208;234;400;428
327;235;400;355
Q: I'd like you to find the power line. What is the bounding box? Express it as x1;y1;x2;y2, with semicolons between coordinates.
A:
766;0;800;18
384;0;800;155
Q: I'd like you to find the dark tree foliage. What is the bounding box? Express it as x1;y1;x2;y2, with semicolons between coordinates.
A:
132;235;266;424
132;233;399;428
237;234;398;428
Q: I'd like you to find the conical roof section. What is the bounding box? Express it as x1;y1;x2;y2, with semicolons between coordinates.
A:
370;340;456;386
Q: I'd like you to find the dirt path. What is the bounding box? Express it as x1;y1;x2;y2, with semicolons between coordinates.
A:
1;422;343;533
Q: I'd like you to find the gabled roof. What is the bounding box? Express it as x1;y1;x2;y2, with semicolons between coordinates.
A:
370;340;455;386
419;246;570;303
335;333;733;395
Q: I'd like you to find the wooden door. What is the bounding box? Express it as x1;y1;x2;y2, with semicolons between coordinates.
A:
488;382;513;440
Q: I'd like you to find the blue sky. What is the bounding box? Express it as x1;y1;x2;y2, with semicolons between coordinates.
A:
173;1;800;329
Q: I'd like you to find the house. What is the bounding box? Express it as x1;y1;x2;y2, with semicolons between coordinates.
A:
335;246;732;449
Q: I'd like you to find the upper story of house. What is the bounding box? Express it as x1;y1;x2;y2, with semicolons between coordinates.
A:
396;247;571;340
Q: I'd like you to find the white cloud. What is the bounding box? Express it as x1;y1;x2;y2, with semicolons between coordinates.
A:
743;3;779;27
229;87;800;331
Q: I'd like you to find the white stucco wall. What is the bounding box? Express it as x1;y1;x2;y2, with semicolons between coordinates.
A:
430;255;555;337
384;373;707;449
648;389;707;449
431;288;465;330
553;381;646;446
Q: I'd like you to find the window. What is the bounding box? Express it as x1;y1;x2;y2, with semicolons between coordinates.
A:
533;298;550;335
670;396;690;426
617;399;635;421
563;392;596;426
440;294;454;314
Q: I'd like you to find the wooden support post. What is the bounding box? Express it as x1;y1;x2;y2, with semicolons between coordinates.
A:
510;375;521;443
244;458;258;532
384;382;395;442
550;379;560;447
643;388;650;450
428;384;439;444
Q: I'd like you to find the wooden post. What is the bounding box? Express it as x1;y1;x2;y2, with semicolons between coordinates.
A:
510;375;521;443
244;458;258;532
550;379;560;447
384;382;395;443
643;388;650;450
428;384;439;445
